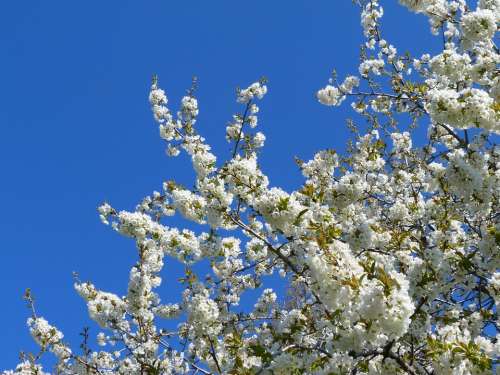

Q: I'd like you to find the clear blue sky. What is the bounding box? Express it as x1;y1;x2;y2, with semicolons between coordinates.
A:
0;1;440;368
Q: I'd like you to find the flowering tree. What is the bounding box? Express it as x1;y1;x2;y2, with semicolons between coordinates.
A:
4;0;500;374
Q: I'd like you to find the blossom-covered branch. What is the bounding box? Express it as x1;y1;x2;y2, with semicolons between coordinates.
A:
4;0;499;374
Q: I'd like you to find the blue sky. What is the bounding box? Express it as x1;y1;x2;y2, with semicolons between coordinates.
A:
0;1;440;368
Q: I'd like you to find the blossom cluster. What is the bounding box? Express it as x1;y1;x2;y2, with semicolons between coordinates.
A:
3;1;499;374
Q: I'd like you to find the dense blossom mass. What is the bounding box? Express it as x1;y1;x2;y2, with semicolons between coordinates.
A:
4;0;499;374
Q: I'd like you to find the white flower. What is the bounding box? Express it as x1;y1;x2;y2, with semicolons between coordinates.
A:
317;85;344;106
461;9;497;44
237;81;268;103
187;291;221;336
149;87;167;106
359;58;385;77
